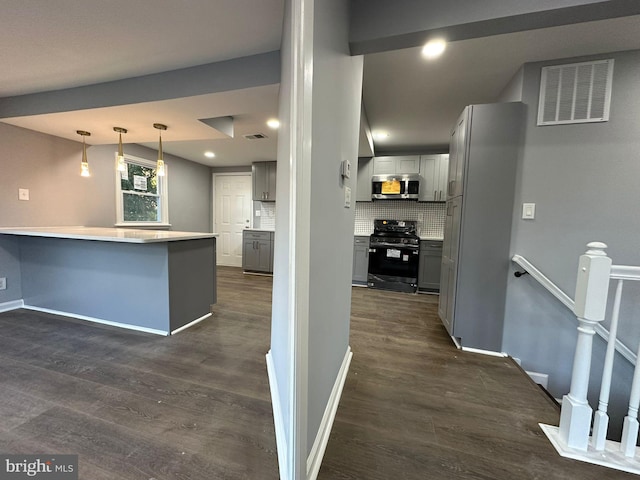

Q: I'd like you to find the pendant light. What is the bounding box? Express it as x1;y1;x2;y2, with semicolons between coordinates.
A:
114;127;128;172
77;130;91;177
153;123;167;176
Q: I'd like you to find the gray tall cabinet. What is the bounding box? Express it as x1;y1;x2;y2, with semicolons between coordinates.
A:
438;102;524;351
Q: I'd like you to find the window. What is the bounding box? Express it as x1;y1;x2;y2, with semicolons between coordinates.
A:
115;153;169;226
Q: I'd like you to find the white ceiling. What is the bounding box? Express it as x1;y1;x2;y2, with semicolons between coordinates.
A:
365;15;640;154
1;3;640;166
0;0;284;97
3;85;281;167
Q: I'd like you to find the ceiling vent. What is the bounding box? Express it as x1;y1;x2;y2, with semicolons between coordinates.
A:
243;133;268;140
537;59;614;126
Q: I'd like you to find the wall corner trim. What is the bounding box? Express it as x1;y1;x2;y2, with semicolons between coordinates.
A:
306;346;353;480
0;299;24;313
266;350;289;480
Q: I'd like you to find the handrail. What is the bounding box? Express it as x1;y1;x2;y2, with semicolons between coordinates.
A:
611;265;640;281
511;254;636;365
511;254;575;310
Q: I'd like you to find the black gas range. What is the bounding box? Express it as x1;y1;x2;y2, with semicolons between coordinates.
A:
368;220;420;293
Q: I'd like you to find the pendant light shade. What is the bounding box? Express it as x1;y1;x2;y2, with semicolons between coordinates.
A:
114;127;128;172
154;123;167;176
77;130;91;177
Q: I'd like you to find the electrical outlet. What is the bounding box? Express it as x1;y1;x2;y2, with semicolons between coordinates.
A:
0;277;6;290
18;188;29;201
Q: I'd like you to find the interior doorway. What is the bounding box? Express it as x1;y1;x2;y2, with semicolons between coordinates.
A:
214;174;252;267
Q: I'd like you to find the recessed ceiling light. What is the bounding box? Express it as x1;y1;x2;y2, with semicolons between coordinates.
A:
373;131;390;140
204;151;216;158
422;39;446;59
266;119;280;129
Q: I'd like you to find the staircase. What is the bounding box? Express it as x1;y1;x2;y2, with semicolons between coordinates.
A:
517;243;640;474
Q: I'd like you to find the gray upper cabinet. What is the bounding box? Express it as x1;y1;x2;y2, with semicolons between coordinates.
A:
252;162;277;201
373;155;420;174
438;102;524;351
447;115;467;199
356;157;373;201
419;154;449;202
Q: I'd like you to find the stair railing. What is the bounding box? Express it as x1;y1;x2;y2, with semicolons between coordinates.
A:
521;242;640;473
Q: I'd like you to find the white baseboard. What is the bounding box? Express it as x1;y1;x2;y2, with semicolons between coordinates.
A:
307;346;353;480
266;350;288;480
170;313;212;335
0;299;24;313
526;370;549;389
22;305;169;336
461;346;508;357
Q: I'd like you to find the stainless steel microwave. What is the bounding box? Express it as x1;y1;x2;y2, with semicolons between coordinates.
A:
371;174;420;200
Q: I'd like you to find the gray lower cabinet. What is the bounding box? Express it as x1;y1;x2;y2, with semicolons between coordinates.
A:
242;230;274;273
352;236;370;284
418;240;443;291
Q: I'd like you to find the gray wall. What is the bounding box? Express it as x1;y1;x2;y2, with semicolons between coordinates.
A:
307;0;363;454
497;66;524;103
502;49;640;437
0;123;212;232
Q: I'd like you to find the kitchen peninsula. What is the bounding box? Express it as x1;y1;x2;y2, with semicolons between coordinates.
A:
0;227;217;335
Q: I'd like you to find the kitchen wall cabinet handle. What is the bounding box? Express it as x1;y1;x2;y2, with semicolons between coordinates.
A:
440;190;443;201
449;180;455;194
433;190;437;201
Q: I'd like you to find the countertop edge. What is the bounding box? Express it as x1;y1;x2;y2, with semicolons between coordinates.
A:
0;227;218;244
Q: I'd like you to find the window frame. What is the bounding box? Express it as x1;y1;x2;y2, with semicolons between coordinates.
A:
114;153;170;228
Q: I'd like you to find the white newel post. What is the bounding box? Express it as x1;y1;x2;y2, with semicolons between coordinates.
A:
558;242;612;451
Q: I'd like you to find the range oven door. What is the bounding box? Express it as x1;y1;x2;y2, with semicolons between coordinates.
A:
367;243;419;293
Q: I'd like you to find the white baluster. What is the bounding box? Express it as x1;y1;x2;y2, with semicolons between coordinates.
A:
592;279;624;450
559;242;611;451
621;341;640;457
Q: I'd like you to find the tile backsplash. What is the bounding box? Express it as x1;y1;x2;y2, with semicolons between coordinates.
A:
354;201;445;237
254;200;446;238
256;202;276;230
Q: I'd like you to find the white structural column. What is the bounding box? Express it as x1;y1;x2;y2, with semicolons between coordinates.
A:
558;242;612;451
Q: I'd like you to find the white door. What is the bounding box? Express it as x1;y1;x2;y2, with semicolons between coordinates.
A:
215;175;252;267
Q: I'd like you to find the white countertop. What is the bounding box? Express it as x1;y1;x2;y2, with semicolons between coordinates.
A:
0;226;218;244
244;228;275;232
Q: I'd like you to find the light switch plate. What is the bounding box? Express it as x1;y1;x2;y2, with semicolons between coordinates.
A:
18;188;29;201
0;277;6;290
255;210;261;217
344;186;351;208
522;203;535;219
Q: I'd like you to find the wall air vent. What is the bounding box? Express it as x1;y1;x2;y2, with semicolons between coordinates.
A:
537;59;614;126
243;133;268;140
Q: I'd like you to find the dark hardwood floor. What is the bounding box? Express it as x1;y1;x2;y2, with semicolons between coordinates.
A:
0;266;634;479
